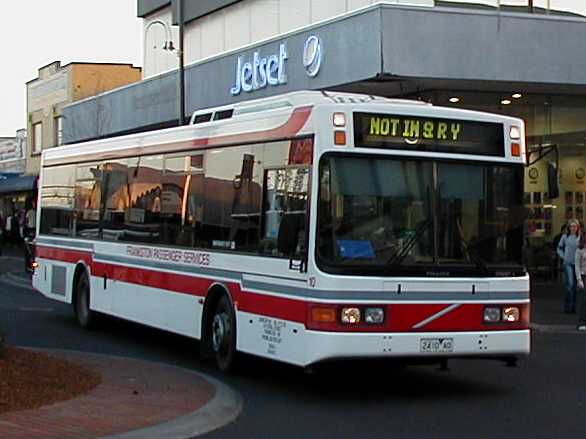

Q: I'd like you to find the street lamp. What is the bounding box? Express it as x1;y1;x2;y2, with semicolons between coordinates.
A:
144;19;175;54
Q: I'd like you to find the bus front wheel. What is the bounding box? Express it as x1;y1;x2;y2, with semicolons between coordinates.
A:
211;294;237;372
74;271;95;329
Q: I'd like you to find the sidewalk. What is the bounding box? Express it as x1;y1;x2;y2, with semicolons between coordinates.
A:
0;350;242;439
530;278;583;332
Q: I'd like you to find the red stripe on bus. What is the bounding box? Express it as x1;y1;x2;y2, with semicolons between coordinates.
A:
43;106;313;167
190;106;313;148
36;246;528;331
36;246;92;265
387;304;529;332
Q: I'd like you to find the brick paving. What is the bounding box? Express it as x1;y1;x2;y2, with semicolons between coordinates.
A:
0;350;216;439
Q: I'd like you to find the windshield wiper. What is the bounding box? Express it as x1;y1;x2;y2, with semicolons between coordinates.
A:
388;219;433;266
455;219;490;275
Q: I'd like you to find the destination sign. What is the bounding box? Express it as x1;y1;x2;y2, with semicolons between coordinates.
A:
353;112;505;156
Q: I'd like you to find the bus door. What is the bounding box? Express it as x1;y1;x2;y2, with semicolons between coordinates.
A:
263;165;310;274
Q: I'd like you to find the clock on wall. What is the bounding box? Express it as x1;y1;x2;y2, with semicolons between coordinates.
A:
528;167;539;180
576;168;585;180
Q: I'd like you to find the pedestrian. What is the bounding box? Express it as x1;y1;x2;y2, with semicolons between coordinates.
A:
24;199;36;239
5;211;14;245
0;213;4;256
557;219;581;313
575;232;586;331
552;225;567;281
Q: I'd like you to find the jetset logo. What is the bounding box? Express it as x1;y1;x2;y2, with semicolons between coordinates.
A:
230;43;288;96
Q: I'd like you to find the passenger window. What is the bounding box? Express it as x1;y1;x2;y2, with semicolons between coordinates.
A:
40;165;76;236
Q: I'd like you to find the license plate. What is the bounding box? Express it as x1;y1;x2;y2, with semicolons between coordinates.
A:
420;338;454;353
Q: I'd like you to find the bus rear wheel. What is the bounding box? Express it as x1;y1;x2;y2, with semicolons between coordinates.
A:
211;295;237;372
74;272;95;329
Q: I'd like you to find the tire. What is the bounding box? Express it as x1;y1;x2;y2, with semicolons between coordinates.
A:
210;294;237;372
74;272;95;329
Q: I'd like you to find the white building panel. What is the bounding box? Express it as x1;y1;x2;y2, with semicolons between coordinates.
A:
185;21;203;66
224;2;251;52
311;0;346;23
348;0;374;12
201;13;226;59
250;0;280;42
279;0;311;34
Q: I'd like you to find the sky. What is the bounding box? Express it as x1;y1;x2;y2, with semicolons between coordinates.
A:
1;0;585;137
0;0;142;136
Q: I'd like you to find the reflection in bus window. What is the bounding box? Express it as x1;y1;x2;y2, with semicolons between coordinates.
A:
162;153;205;248
203;146;262;252
102;158;135;241
74;163;102;239
126;155;164;244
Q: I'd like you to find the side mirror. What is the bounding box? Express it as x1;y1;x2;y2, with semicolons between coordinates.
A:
277;214;304;257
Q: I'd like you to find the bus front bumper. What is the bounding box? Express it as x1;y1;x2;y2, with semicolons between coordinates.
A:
304;329;530;366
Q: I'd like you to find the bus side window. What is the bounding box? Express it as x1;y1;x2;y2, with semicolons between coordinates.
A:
40;164;75;237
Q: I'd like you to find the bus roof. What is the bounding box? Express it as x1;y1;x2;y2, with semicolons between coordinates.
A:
43;90;523;166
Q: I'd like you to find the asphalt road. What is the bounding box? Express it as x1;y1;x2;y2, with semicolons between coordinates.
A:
1;259;585;439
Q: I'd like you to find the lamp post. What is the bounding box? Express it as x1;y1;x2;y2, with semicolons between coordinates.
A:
142;3;185;126
177;0;186;126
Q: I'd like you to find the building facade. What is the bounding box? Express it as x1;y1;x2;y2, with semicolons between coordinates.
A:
61;0;586;273
26;61;142;176
0;129;30;222
0;130;26;173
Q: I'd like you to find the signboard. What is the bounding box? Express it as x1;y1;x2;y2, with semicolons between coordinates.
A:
230;35;324;96
353;112;505;156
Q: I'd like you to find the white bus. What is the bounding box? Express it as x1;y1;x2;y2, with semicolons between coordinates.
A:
32;91;530;371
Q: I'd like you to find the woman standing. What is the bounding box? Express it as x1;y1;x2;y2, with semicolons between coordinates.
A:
575;233;586;331
558;219;581;313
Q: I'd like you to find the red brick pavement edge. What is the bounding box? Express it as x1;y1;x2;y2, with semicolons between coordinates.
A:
0;349;242;439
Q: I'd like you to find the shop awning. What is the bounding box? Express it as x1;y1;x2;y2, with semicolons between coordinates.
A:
0;175;37;195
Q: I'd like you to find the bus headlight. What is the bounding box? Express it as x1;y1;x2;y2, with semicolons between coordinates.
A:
365;307;384;324
483;307;501;323
341;307;361;324
502;306;520;323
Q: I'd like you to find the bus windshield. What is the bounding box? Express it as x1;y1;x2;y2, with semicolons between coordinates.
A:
317;154;525;276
